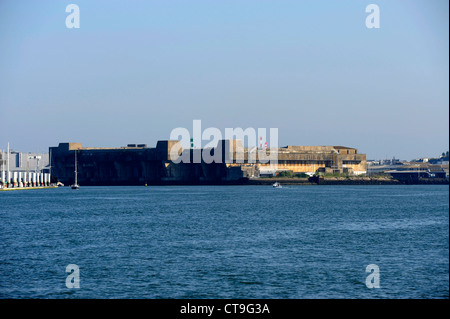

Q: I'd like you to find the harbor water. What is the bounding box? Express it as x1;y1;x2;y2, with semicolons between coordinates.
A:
0;185;448;298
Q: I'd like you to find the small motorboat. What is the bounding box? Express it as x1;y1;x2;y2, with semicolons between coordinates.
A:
272;182;282;188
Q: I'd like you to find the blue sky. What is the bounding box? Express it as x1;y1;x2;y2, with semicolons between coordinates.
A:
0;0;448;160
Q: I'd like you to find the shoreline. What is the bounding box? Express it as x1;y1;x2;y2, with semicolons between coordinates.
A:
0;186;58;192
1;179;448;189
247;177;449;186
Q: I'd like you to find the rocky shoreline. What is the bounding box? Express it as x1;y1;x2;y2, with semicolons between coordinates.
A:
246;177;448;185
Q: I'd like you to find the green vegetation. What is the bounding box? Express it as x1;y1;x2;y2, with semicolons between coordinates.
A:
322;172;348;178
275;171;309;178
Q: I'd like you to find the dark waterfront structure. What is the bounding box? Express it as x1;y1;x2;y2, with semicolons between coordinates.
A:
50;141;228;185
50;141;367;186
386;168;448;184
50;141;243;185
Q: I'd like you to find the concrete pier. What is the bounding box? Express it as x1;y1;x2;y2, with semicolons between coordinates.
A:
0;185;57;191
0;172;52;189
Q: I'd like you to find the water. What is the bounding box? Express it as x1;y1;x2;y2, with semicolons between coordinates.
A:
0;185;448;299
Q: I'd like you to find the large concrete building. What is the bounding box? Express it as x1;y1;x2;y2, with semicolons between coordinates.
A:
257;145;367;176
50;141;367;185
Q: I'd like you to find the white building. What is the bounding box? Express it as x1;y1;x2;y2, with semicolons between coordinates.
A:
0;146;51;187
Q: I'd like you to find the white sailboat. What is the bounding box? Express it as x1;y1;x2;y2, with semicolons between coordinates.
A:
71;151;79;189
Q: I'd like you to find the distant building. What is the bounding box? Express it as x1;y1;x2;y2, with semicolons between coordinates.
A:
0;149;51;187
0;149;49;173
385;162;449;183
367;157;403;175
50;141;367;185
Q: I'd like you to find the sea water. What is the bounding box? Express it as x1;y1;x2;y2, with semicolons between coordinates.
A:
0;185;448;298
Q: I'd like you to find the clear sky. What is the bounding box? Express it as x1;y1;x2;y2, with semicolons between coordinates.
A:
0;0;448;160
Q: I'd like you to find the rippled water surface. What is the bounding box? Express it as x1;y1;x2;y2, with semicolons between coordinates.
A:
0;185;448;298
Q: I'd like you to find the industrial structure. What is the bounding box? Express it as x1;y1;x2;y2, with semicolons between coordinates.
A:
0;144;51;188
49;140;367;186
384;164;449;183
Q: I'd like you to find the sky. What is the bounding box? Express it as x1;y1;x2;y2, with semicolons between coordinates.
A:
0;0;448;160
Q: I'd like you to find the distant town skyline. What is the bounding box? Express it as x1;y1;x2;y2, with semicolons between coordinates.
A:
0;0;448;160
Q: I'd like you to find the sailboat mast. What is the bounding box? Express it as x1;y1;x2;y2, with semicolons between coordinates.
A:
74;151;78;185
7;142;10;186
1;149;4;186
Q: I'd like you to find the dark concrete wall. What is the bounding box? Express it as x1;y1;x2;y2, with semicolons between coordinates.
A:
50;145;163;185
50;142;238;185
